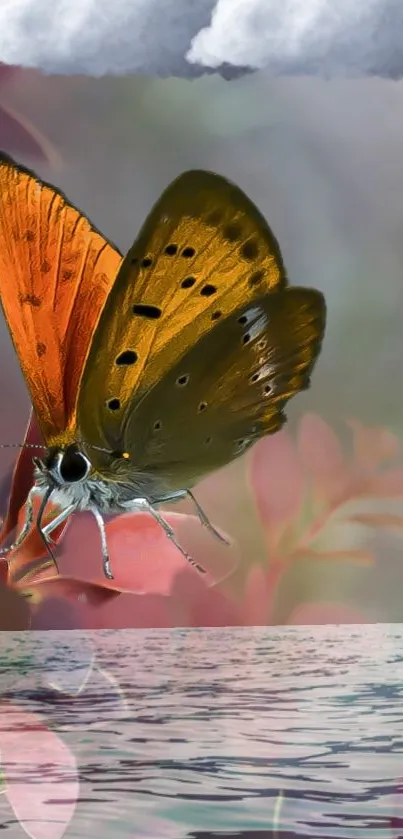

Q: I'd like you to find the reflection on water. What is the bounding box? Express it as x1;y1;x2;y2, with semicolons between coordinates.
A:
0;625;402;838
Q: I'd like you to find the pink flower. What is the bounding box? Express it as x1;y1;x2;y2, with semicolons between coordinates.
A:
0;412;240;629
0;64;58;163
247;412;403;623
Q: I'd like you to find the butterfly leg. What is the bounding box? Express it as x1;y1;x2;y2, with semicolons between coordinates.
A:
36;489;61;571
134;497;207;576
156;489;230;546
0;484;42;555
90;506;113;580
40;503;76;546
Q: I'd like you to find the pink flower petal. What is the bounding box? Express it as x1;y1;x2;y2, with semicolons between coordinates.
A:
81;592;172;630
287;601;370;625
297;413;349;504
24;576;120;608
55;510;238;594
167;568;242;627
0;410;43;544
0;559;8;585
0;703;78;839
248;430;303;535
0;583;31;629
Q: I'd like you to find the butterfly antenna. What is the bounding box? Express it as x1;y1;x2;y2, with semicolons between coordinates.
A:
0;443;47;450
85;443;114;454
81;441;131;460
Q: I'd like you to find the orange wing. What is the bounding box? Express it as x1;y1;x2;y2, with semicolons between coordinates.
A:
0;153;122;443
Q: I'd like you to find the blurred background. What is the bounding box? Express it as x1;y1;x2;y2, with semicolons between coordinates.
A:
1;66;403;626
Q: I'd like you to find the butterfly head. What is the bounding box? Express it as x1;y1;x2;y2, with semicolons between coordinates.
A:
34;443;92;489
31;442;144;515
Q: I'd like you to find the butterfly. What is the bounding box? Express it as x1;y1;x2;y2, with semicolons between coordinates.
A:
0;152;326;580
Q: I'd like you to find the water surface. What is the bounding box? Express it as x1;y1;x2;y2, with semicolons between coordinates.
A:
0;625;402;838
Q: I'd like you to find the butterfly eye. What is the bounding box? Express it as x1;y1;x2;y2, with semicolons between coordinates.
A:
211;310;222;321
141;257;152;268
181;247;195;258
153;420;162;431
57;446;91;484
181;276;196;289
164;243;178;256
197;402;207;413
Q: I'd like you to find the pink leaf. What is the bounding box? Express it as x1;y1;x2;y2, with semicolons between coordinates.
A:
0;703;78;839
55;510;238;594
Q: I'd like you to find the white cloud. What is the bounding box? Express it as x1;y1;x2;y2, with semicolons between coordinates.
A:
0;0;402;78
187;0;403;77
0;0;216;77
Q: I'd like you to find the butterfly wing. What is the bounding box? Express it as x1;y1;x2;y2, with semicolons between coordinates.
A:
77;169;325;495
0;152;122;443
77;169;289;453
126;286;325;492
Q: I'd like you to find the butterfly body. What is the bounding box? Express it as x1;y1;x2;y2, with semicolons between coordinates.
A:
0;152;326;579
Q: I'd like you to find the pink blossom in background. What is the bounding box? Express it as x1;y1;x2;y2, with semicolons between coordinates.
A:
248;412;403;623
